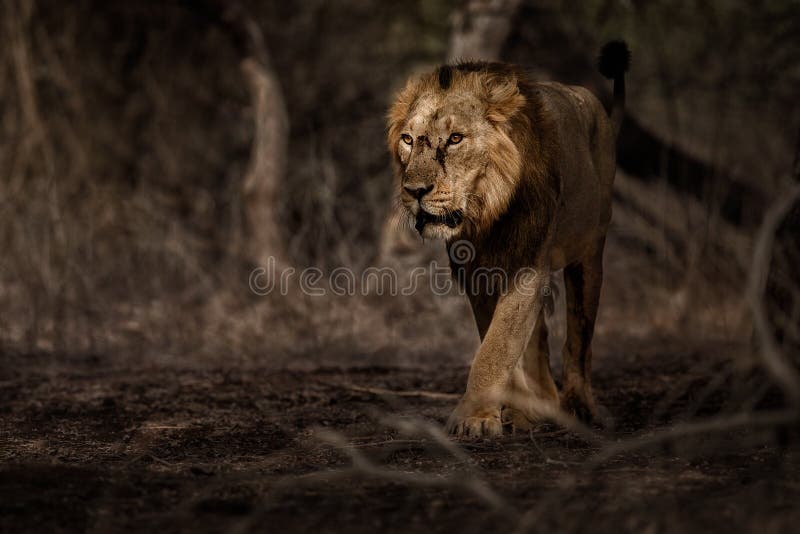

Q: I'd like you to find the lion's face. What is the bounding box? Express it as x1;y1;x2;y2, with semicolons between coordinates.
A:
396;92;492;239
388;66;527;240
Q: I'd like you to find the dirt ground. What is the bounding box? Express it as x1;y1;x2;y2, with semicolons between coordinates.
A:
1;342;798;534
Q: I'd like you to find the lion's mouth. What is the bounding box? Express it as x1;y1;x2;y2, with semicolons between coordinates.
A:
414;209;463;234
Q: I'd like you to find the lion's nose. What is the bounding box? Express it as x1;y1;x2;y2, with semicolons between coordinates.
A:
404;184;434;200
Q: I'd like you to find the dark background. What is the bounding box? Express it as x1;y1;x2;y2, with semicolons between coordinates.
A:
1;1;799;532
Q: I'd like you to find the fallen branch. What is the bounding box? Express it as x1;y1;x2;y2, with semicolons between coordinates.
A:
342;384;460;401
342;438;428;449
378;413;471;463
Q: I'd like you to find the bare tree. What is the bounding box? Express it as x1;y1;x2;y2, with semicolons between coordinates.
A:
230;11;290;267
448;0;522;61
240;55;289;267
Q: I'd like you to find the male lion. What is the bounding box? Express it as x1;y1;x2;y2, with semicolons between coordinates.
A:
387;41;630;438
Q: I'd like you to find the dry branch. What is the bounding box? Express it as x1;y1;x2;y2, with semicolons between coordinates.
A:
341;384;460;400
748;184;800;407
379;414;471;463
313;427;514;515
591;409;797;466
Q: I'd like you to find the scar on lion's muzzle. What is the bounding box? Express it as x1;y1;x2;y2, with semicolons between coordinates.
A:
415;209;463;234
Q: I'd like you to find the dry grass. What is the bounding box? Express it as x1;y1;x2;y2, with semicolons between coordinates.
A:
0;0;796;380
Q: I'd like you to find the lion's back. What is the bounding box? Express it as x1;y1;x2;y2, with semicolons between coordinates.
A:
528;81;617;264
531;80;616;190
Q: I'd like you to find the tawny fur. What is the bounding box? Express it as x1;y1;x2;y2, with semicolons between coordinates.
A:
387;45;628;438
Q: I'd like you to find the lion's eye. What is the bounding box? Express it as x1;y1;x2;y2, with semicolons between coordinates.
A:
448;133;464;144
401;134;413;145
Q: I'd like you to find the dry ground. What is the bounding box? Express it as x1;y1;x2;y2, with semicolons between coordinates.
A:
1;341;798;534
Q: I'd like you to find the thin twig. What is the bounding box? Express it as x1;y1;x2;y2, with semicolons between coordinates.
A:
343;438;427;449
313;428;515;515
379;413;470;463
529;431;573;466
341;383;460;400
589;409;798;466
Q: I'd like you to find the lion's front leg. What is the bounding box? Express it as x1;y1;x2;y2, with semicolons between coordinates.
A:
446;271;547;438
501;306;560;431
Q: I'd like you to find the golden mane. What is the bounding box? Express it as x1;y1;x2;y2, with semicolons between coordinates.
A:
386;63;555;238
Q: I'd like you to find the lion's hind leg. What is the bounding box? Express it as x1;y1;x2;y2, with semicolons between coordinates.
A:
501;307;560;431
560;239;605;424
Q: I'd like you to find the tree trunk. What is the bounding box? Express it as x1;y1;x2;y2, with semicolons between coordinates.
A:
240;55;288;267
448;0;522;62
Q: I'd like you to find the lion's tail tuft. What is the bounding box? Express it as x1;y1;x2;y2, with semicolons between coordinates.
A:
598;40;630;138
598;40;630;80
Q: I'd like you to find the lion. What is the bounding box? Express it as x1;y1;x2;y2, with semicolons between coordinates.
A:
387;41;630;438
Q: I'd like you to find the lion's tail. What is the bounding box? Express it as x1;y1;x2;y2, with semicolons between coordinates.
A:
598;40;630;139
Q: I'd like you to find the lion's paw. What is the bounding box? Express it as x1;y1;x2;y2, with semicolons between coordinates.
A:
500;406;534;432
560;388;603;427
445;402;502;439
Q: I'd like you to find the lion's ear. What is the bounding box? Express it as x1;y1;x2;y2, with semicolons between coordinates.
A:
484;75;525;124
